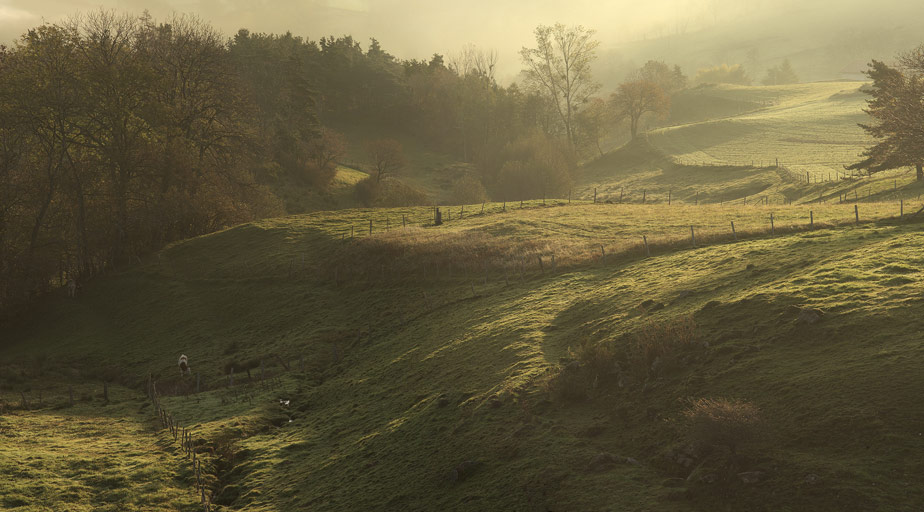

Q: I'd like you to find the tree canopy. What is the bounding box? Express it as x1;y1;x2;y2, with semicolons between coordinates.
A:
847;57;924;181
520;24;600;151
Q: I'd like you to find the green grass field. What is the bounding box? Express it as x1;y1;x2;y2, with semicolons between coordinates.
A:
4;194;924;510
650;82;871;176
4;80;924;511
582;82;924;209
0;383;198;511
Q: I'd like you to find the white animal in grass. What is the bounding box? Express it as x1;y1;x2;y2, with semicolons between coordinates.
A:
178;354;191;376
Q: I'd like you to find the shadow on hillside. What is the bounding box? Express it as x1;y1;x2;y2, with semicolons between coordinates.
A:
536;224;915;367
158;224;344;281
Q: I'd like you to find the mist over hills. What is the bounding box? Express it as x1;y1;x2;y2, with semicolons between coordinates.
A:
2;0;922;88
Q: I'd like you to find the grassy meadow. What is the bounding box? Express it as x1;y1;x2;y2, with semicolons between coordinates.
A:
4;195;924;510
4;78;924;511
0;383;198;511
650;82;871;177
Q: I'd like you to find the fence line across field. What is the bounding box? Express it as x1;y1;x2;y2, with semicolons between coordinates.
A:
315;197;923;292
336;195;919;242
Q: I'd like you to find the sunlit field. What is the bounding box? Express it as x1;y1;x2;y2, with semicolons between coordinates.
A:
5;2;924;511
649;82;871;179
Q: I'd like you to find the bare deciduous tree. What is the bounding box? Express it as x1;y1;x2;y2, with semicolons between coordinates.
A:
520;23;600;150
365;138;405;182
449;44;497;81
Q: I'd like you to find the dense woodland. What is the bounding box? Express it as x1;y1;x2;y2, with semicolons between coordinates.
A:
0;10;845;315
0;13;631;314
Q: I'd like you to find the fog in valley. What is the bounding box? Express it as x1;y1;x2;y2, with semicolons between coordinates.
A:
2;0;923;85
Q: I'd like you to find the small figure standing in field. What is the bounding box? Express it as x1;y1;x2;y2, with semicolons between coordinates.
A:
178;354;191;376
67;278;77;298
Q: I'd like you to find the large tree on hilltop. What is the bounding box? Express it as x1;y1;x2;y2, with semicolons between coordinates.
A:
847;57;924;181
520;23;600;151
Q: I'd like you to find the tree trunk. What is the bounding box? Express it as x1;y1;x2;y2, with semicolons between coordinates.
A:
917;163;923;181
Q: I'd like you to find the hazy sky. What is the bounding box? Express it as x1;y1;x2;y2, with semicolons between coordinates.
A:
2;0;922;83
0;1;772;59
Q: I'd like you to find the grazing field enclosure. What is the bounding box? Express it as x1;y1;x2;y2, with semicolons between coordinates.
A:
5;3;924;510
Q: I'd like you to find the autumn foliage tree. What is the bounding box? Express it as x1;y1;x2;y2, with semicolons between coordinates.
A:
611;80;671;139
0;12;281;314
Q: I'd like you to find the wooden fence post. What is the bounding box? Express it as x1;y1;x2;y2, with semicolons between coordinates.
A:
538;255;544;274
593;188;597;204
643;236;650;257
690;226;696;248
855;204;859;224
731;221;737;241
770;213;775;235
900;200;903;217
369;219;373;236
668;189;671;205
600;245;606;265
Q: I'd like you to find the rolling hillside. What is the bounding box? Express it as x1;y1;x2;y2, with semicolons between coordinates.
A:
650;82;871;178
3;197;924;511
581;81;924;209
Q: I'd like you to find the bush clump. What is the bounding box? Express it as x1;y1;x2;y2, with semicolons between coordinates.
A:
682;397;763;455
545;338;618;402
630;315;696;377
